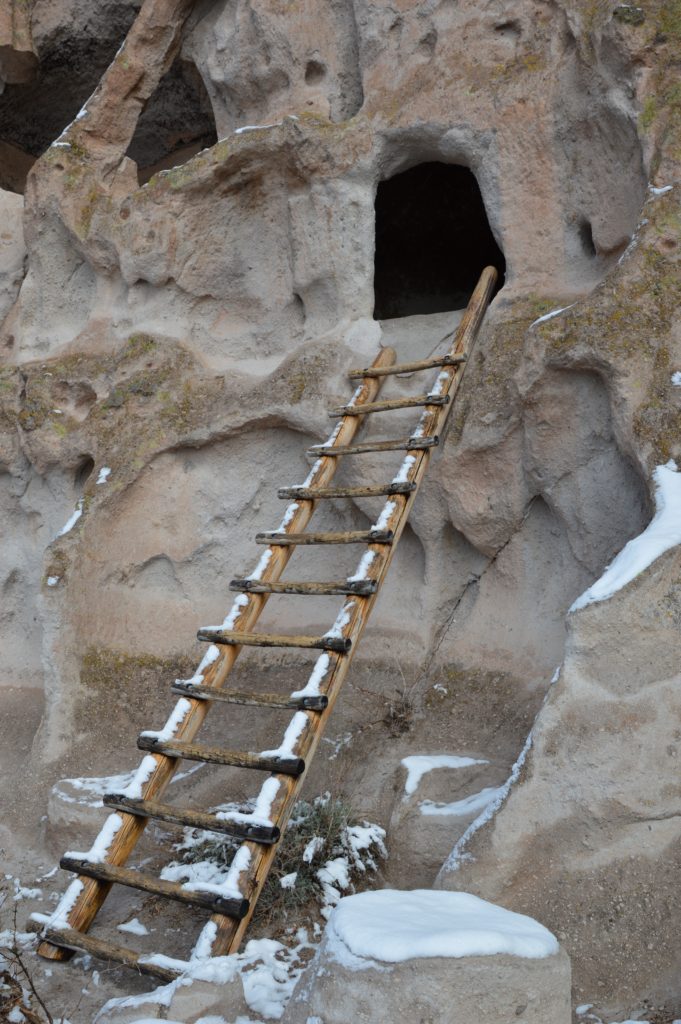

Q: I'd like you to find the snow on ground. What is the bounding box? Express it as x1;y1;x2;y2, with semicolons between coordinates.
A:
419;785;505;817
96;932;316;1022
401;754;488;797
571;461;681;611
672;371;681;386
327;890;559;964
55;761;201;807
117;917;149;936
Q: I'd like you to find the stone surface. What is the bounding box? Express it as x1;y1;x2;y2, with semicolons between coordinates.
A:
0;187;26;323
0;0;680;1019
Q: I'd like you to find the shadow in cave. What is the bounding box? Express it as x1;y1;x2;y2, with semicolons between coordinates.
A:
374;162;505;320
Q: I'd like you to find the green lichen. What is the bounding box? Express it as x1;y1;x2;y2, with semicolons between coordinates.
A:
77;647;197;735
78;186;101;237
659;0;681;39
640;96;658;131
613;5;646;25
124;333;157;359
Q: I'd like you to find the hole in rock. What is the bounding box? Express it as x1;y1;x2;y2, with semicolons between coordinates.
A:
128;57;218;185
578;218;597;258
373;162;505;320
74;455;95;489
305;60;326;85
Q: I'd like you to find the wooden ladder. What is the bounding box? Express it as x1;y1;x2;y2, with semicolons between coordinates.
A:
35;267;497;980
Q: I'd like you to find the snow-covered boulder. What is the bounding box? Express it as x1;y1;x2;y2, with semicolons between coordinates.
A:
283;889;571;1024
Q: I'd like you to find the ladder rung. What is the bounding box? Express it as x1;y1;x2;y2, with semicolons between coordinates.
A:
137;734;306;777
31;925;180;982
277;481;416;500
103;793;281;844
60;856;250;919
172;680;329;709
307;436;438;456
256;529;394;546
229;578;378;597
330;394;449;416
196;627;352;653
348;354;466;378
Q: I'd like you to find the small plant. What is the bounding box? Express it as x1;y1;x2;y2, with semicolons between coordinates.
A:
382;688;415;737
0;898;54;1024
170;795;387;930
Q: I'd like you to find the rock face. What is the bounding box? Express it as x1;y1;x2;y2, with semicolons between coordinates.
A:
1;0;681;1019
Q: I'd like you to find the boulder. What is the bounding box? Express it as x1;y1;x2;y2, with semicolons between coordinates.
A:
283;889;571;1024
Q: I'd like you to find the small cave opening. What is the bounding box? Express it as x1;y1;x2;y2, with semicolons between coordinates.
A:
373;162;505;320
74;455;95;490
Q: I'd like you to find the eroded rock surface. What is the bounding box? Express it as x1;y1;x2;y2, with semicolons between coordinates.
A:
1;0;681;1019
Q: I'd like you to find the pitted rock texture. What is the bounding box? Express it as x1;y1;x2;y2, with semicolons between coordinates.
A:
1;0;681;1019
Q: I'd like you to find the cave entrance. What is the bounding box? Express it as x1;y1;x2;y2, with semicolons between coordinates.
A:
373;162;505;320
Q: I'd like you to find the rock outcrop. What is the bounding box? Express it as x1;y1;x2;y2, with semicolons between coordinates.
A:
1;0;681;1019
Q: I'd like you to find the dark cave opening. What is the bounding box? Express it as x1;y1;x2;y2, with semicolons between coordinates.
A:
373;162;505;320
127;57;217;184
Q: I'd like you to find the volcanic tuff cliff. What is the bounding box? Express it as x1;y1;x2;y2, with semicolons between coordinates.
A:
1;0;681;1019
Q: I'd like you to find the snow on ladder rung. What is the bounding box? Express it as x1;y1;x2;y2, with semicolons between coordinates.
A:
329;394;449;417
347;354;467;379
59;855;250;919
228;577;378;597
171;679;330;710
277;481;416;500
136;734;307;777
255;529;393;546
29;924;180;982
306;437;438;456
196;627;352;652
103;792;282;844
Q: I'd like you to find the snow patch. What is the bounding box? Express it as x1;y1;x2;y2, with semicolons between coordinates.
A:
176;644;220;689
530;304;575;327
234;121;282;134
97;934;313;1023
420;786;504;817
96;467;111;485
65;813;123;863
327;890;559;965
47;576;60;587
277;502;299;531
347;550;376;583
323;601;354;640
401;754;488;797
248;548;273;581
139;697;192;742
571;461;681;611
117;917;149;936
291;653;330;699
427;370;450;397
372;500;396;533
261;712;308;758
392;454;416;485
56;500;83;538
671;371;681;387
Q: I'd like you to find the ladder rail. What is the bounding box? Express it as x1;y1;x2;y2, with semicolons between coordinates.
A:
37;346;397;963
